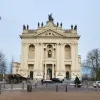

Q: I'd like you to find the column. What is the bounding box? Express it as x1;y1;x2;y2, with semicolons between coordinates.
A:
34;43;39;70
44;64;47;80
22;43;28;75
46;48;48;58
40;43;43;70
60;44;64;70
75;43;78;71
71;43;76;79
56;43;60;71
52;64;54;78
52;48;54;58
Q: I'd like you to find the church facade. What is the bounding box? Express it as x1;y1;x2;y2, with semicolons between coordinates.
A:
13;15;81;80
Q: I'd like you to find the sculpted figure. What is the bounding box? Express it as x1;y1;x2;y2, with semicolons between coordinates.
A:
48;14;54;22
41;22;43;27
60;22;62;27
38;22;40;27
27;25;29;29
71;25;73;29
23;25;26;29
57;22;59;27
74;25;77;30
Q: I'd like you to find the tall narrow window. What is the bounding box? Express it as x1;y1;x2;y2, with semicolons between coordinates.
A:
28;44;35;58
47;45;53;58
65;45;71;59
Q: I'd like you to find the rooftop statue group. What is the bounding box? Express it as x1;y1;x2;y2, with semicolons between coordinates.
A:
23;25;29;30
23;14;77;30
71;25;77;30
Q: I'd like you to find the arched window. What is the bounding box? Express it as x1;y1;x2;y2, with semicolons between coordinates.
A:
65;45;71;59
28;44;35;58
48;50;52;57
47;45;53;58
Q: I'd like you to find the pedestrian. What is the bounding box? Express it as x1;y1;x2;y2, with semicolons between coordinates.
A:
26;75;30;83
41;79;44;85
35;79;37;88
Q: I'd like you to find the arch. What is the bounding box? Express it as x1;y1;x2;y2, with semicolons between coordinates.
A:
66;71;69;79
47;44;53;58
65;45;71;59
47;68;52;79
30;71;33;80
28;44;35;58
47;44;53;48
48;50;52;57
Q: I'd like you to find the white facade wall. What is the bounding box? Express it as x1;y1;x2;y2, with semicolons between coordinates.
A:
13;19;81;80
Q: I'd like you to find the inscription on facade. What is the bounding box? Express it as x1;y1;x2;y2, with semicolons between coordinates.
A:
57;73;63;76
36;72;42;76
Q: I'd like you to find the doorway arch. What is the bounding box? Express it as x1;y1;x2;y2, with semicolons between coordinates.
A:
30;71;33;80
47;68;52;79
66;71;69;79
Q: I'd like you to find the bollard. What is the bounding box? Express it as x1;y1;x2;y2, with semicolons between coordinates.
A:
0;83;2;94
46;83;48;88
65;84;67;92
11;83;13;91
56;85;58;92
22;82;24;91
3;82;5;88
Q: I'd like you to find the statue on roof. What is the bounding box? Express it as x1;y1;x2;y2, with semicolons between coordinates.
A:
23;25;26;30
60;22;62;27
27;25;29;29
48;14;54;22
57;22;59;27
41;22;43;27
74;25;77;30
38;22;40;27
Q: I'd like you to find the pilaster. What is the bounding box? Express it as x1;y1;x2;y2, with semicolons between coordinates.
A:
52;64;54;78
40;43;43;70
71;43;76;71
60;43;64;70
56;43;60;70
44;64;47;79
34;43;40;70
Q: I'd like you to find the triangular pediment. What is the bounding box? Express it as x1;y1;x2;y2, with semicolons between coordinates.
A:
35;29;64;37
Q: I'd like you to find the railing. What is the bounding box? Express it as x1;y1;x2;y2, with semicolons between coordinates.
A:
0;80;100;94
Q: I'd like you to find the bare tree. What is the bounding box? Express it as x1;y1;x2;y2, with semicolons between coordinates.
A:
0;51;7;74
83;49;100;80
10;57;14;74
0;51;7;80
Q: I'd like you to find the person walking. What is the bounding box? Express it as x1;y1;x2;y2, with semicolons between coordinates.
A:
35;79;37;88
26;75;30;83
41;79;44;85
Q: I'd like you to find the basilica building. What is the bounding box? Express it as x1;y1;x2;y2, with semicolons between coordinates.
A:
13;14;81;80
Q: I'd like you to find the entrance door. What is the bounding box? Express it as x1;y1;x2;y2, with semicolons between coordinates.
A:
30;71;33;79
47;68;52;79
66;71;69;79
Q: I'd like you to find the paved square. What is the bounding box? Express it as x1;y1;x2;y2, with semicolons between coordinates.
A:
0;92;100;100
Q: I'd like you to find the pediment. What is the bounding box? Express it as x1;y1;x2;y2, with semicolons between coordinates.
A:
35;29;64;37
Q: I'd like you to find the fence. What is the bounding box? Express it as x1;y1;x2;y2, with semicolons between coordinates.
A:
0;81;99;93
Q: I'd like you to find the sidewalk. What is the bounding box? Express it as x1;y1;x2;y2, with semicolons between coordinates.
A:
0;92;100;100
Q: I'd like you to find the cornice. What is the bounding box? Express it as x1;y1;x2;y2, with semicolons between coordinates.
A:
20;35;80;39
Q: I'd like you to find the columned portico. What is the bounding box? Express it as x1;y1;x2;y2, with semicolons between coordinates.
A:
13;14;81;80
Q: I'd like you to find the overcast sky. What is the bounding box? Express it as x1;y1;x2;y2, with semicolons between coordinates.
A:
0;0;100;65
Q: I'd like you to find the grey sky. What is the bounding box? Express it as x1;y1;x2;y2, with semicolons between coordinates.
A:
0;0;100;64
